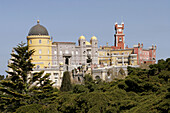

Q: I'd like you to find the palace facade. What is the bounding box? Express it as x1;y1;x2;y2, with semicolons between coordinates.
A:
98;22;156;67
8;20;156;87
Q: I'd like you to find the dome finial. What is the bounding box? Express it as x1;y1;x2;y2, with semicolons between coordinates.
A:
37;20;40;24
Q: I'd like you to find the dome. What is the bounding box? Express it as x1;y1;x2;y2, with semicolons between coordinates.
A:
91;36;97;40
86;41;91;45
79;35;85;40
59;62;63;65
28;20;49;36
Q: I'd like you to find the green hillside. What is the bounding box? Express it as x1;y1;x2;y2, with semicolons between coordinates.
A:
0;45;169;113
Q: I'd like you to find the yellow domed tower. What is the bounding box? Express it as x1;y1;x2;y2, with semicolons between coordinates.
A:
27;20;52;69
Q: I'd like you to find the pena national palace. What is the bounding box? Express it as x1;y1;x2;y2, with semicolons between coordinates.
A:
8;20;157;87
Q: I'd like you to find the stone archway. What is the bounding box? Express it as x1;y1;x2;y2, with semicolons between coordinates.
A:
95;76;101;80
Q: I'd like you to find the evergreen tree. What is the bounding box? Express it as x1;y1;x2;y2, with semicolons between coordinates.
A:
60;71;72;92
0;42;35;111
0;75;4;81
29;71;54;105
0;42;54;112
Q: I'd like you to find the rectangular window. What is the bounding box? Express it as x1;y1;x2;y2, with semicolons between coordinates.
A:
54;73;58;75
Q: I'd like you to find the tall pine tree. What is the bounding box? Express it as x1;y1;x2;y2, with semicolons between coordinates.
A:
60;71;72;92
0;42;54;112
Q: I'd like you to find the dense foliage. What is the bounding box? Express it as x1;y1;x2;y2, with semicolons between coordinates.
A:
0;43;54;112
0;43;169;112
15;58;170;113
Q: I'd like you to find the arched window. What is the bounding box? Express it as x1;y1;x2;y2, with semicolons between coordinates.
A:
76;51;78;55
48;50;49;54
54;50;57;54
60;51;62;55
37;65;40;69
96;51;98;55
39;49;42;54
65;50;69;54
119;37;122;41
95;76;100;80
118;29;122;32
30;40;32;44
39;40;41;44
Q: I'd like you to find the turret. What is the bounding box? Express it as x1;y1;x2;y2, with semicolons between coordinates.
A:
114;22;125;49
90;36;98;64
78;35;86;47
78;35;86;64
27;20;52;69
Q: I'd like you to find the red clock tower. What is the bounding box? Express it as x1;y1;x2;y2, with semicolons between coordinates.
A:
114;22;125;49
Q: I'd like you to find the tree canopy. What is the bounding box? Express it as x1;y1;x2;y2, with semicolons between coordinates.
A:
16;58;169;113
0;43;54;112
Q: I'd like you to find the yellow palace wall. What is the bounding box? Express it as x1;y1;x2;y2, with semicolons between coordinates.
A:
98;48;137;66
27;35;52;68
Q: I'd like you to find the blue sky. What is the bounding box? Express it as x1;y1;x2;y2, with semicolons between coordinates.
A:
0;0;170;75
